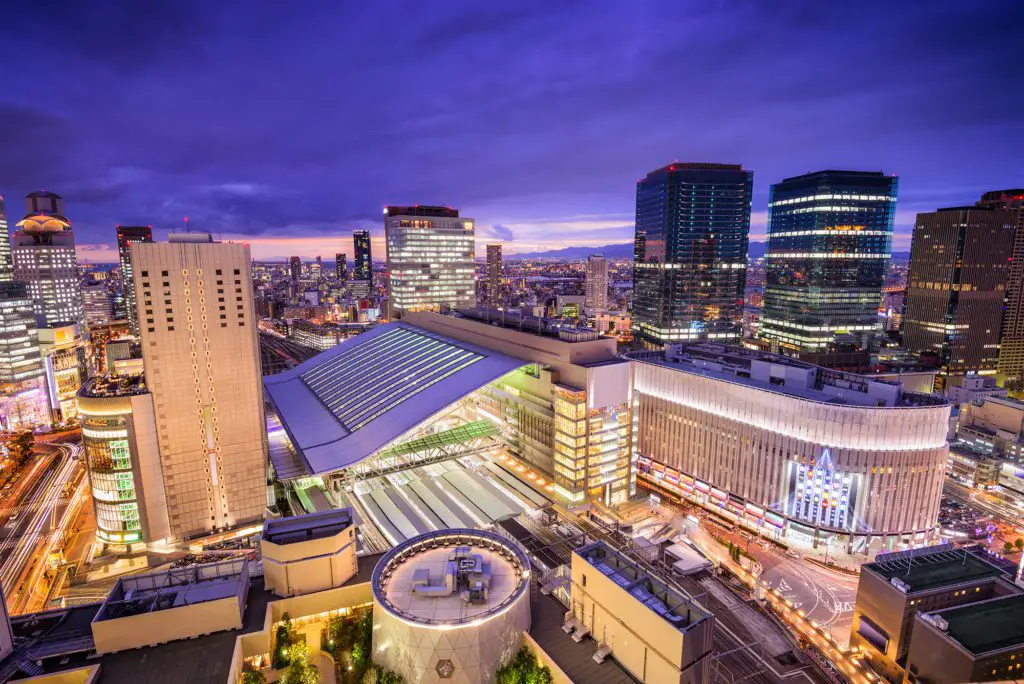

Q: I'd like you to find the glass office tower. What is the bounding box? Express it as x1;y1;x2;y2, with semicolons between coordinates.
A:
116;225;152;335
759;170;898;354
384;206;475;315
353;230;372;281
631;163;753;346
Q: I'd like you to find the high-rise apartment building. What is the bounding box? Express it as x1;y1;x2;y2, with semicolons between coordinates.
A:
384;206;475;315
902;206;1016;386
83;284;114;327
353;230;372;281
289;256;302;283
12;191;85;329
631;163;753;346
585;253;608;313
0;196;12;282
116;225;153;335
335;253;347;282
485;243;502;308
759;170;899;354
132;234;267;540
983;190;1024;385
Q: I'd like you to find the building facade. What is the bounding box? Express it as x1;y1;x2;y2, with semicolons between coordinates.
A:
132;234;267;540
0;196;12;281
116;225;153;335
486;243;502;309
353;230;372;281
78;375;168;551
976;190;1024;385
384;206;475;315
759;170;899;354
632;163;752;346
12;191;85;329
335;252;347;282
82;284;114;327
629;344;950;554
585;253;608;313
901;206;1015;387
0;282;47;430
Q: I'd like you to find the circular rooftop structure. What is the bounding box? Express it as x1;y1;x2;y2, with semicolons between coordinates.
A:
371;529;532;683
372;528;530;626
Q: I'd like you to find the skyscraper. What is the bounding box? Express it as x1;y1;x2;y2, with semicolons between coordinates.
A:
82;284;114;327
902;206;1016;387
0;283;46;431
132;234;267;539
116;225;153;336
12;191;85;329
631;163;753;346
585;253;608;313
353;230;372;281
289;256;302;283
485;243;502;308
13;192;86;422
759;170;899;354
983;190;1024;386
384;206;475;315
336;253;347;282
0;196;12;282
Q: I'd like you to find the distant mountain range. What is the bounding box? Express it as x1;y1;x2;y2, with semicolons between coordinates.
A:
508;241;910;262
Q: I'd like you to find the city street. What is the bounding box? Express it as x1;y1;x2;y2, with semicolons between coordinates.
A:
0;440;87;614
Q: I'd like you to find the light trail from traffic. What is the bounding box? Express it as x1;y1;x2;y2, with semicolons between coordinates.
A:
0;443;84;613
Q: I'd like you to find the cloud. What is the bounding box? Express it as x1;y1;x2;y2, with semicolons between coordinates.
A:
481;224;515;241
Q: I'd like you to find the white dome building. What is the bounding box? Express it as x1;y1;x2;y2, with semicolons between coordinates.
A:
371;529;532;684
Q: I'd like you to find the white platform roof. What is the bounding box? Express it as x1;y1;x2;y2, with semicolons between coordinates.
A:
264;322;524;476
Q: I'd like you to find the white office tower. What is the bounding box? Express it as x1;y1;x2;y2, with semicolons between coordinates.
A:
384;205;475;316
585;253;609;313
0;282;47;430
13;192;87;423
132;234;268;540
12;191;85;329
82;284;113;326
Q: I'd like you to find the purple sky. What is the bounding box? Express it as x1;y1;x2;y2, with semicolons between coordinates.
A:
1;1;1021;261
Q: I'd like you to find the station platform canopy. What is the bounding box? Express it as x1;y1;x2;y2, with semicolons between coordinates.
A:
263;321;524;476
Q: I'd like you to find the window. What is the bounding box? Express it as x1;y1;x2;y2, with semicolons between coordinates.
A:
582;574;586;587
161;270;168;276
234;269;240;275
216;269;222;275
141;271;148;277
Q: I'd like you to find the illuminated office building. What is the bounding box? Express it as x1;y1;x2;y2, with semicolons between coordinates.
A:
289;256;301;283
116;225;152;335
12;191;87;422
759;170;899;354
631;163;753;346
78;374;168;551
335;252;347;282
0;282;47;430
629;343;949;555
133;234;267;540
353;230;372;280
585;253;608;313
0;196;12;281
384;206;475;315
12;191;85;329
982;190;1024;385
82;284;114;327
485;243;502;308
902;206;1016;387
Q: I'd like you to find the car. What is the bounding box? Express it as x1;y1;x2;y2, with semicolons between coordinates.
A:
785;549;801;559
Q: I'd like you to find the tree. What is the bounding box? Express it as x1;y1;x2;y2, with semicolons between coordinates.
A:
1004;541;1014;554
284;641;321;684
242;672;267;684
1015;538;1023;552
497;647;552;684
11;431;33;467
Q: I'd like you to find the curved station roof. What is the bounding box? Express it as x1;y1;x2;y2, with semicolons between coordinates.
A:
264;322;524;475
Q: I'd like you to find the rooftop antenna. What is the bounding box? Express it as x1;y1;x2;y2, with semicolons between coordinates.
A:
184;216;191;234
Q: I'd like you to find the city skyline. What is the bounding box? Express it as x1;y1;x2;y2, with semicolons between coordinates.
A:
0;2;1020;261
